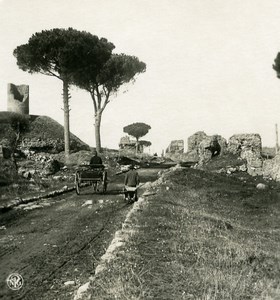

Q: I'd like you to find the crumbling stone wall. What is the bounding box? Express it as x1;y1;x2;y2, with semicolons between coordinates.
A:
228;134;262;155
263;154;280;181
166;140;184;154
187;131;208;152
227;134;263;176
185;132;227;163
197;135;227;165
119;136;144;153
7;83;29;115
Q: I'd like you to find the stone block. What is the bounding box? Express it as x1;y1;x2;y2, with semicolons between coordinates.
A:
7;83;29;115
228;134;262;155
166;140;184;154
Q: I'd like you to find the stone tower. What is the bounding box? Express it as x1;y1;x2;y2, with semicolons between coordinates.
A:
7;83;29;115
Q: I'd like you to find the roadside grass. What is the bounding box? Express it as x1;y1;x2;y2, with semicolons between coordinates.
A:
89;168;280;300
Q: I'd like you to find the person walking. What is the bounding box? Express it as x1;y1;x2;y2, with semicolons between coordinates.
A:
124;164;140;201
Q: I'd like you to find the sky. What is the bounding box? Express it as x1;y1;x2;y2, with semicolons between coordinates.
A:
1;0;280;154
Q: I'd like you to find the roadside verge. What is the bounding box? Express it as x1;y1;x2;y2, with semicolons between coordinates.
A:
74;165;280;300
0;185;76;212
73;165;181;300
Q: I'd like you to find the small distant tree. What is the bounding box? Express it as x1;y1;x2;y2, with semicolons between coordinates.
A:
139;140;152;148
123;122;151;154
6;113;30;169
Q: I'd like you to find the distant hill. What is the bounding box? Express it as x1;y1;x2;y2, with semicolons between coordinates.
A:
0;112;90;153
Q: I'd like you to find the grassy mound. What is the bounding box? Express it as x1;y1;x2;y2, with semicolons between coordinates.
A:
0;112;89;152
89;167;280;299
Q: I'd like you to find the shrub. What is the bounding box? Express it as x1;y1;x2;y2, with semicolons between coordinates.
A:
0;158;18;186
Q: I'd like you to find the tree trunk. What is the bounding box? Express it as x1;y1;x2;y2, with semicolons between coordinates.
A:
276;124;279;154
11;131;20;170
95;111;102;153
63;79;70;163
135;138;139;155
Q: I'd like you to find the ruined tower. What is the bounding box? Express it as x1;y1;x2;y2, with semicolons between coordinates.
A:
7;83;29;115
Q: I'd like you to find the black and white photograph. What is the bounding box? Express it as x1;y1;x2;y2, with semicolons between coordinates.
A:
0;0;280;299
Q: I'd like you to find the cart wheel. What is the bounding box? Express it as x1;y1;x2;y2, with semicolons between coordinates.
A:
102;182;107;193
92;182;98;192
75;171;81;195
127;193;133;204
123;188;127;201
102;171;107;193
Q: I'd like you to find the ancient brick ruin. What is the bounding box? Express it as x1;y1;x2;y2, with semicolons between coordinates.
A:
119;136;144;153
7;83;29;115
166;140;184;154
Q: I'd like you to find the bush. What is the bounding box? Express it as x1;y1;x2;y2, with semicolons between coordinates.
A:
0;158;18;185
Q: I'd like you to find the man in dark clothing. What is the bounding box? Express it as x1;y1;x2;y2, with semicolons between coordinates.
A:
90;150;103;167
89;150;105;192
124;165;140;201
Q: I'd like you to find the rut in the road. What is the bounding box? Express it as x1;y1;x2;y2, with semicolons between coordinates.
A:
15;201;130;300
74;196;148;300
45;202;129;280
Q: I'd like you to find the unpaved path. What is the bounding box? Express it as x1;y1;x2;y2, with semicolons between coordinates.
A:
0;168;160;300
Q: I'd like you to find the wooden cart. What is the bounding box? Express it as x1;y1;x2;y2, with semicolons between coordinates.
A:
75;164;107;195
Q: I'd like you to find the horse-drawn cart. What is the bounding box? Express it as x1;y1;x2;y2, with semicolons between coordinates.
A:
74;164;108;195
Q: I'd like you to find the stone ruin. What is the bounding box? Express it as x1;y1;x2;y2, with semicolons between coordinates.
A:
227;133;262;155
164;140;184;161
1;88;90;156
225;133;280;180
166;140;184;154
0;83;29;159
263;154;280;181
7;83;29;115
227;134;263;176
184;131;227;164
188;131;208;152
119;136;133;150
119;136;144;153
165;131;272;178
190;132;263;175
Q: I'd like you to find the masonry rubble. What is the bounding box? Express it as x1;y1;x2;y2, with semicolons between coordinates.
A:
166;140;184;154
262;153;280;181
184;132;227;165
166;131;280;179
227;134;262;155
198;135;225;165
228;134;263;176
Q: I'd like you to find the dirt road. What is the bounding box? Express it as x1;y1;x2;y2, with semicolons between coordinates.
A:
0;168;160;300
